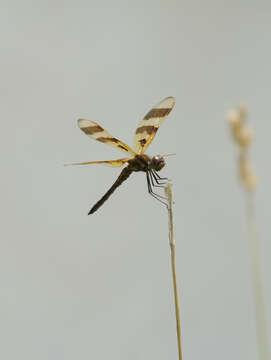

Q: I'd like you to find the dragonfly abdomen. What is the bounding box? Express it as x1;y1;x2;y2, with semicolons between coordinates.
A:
88;166;133;215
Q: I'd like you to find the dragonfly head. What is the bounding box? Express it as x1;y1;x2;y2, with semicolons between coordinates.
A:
150;155;165;171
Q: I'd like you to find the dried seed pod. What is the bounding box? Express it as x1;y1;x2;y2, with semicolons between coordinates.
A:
227;104;258;191
236;126;253;149
239;154;258;191
227;109;242;131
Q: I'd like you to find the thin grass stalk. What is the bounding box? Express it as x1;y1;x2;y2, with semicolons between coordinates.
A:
245;191;270;360
227;106;270;360
165;181;183;360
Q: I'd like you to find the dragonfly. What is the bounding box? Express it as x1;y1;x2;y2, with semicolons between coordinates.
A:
69;96;175;214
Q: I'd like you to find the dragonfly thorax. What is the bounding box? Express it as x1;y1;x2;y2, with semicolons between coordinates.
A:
128;154;165;172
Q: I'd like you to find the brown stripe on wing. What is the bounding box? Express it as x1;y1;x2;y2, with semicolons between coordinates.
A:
135;125;157;135
144;108;172;120
97;137;119;143
134;96;175;154
82;125;104;135
118;144;130;151
97;136;130;151
78;119;136;156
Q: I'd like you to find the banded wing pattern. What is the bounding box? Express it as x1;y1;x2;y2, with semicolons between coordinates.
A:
134;96;175;154
78;119;135;156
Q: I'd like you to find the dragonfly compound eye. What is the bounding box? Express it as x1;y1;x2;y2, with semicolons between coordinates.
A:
151;155;165;171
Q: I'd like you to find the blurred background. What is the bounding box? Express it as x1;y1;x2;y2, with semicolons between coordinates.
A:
1;1;270;359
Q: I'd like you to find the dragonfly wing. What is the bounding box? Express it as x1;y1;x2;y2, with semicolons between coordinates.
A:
78;119;136;156
65;158;131;167
134;96;175;154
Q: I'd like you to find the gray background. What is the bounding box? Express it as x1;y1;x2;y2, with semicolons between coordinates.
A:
1;1;270;359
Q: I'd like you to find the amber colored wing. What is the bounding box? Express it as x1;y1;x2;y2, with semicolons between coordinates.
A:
65;158;131;167
78;119;136;156
134;96;175;154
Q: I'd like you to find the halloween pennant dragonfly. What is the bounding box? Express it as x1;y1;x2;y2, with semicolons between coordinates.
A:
69;96;175;214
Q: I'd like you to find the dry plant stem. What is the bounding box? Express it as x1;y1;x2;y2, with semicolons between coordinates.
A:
227;106;269;358
170;243;182;360
245;191;270;360
165;181;183;360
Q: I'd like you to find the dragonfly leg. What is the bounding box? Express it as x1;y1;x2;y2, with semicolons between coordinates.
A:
149;172;168;199
148;173;168;202
152;170;168;182
151;170;168;186
152;170;175;206
146;172;168;206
